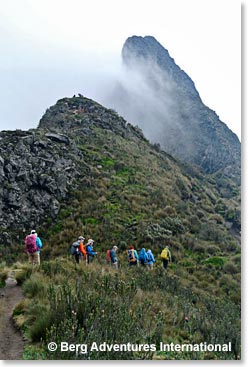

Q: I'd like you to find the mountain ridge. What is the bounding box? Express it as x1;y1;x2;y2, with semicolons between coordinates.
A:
0;95;240;262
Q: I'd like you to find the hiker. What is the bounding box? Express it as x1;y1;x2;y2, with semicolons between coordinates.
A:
31;230;43;265
106;240;117;264
127;245;139;266
146;249;156;270
25;231;38;266
86;239;97;264
139;247;148;266
110;245;118;269
78;236;87;262
160;245;172;269
71;236;85;264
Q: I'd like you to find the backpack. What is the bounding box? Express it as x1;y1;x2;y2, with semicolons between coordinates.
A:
128;249;136;262
71;242;79;255
25;234;37;254
110;249;116;263
139;249;148;263
161;248;168;260
147;252;152;262
106;249;111;262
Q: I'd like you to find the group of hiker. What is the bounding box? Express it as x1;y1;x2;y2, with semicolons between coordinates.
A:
24;230;172;270
70;236;98;265
124;245;171;269
70;236;172;270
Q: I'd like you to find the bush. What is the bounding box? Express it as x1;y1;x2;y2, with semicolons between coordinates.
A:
161;217;186;235
193;244;206;253
189;215;201;233
45;274;164;360
146;223;172;243
202;256;225;268
205;245;221;255
164;206;176;216
223;261;239;275
15;265;33;285
29;312;53;342
23;273;48;298
0;268;8;288
199;223;223;243
232;254;241;264
219;274;239;295
13;298;30;317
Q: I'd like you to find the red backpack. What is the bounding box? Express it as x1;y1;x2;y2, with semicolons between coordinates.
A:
106;249;111;262
25;234;37;254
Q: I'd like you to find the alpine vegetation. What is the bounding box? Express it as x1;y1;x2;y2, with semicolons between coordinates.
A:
0;39;241;361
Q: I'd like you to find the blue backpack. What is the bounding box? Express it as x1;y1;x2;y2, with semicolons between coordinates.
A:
147;252;152;262
139;248;148;263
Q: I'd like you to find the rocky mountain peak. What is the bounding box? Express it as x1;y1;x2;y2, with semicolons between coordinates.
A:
38;95;145;141
122;35;199;99
108;35;241;175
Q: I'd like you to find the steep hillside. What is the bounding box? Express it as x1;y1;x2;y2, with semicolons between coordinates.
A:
107;36;241;175
0;96;240;263
0;95;241;360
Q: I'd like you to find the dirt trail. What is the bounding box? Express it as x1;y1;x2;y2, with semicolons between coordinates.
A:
0;271;25;360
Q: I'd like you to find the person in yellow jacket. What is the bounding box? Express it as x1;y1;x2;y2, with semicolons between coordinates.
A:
160;246;172;269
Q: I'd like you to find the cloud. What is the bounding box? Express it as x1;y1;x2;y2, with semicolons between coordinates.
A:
101;54;187;146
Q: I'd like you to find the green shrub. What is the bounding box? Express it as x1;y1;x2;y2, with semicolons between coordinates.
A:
45;274;164;360
0;268;8;288
199;223;223;243
223;261;239;275
193;244;206;253
219;274;239;295
29;312;53;342
23;273;48;298
15;265;33;285
13;298;30;317
206;245;221;255
202;256;225;268
161;217;186;235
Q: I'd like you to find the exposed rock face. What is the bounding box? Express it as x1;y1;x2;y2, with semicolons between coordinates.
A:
107;35;241;174
0;96;146;246
0;130;81;237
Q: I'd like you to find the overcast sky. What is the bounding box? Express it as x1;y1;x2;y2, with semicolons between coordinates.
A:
0;0;241;139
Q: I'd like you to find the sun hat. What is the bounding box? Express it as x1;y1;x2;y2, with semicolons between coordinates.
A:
87;239;94;245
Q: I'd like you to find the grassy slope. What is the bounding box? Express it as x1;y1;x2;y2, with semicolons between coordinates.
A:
13;258;240;360
2;97;240;360
32;124;240;303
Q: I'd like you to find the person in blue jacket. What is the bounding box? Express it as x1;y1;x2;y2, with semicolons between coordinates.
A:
139;248;148;266
146;249;156;270
86;239;97;264
31;229;43;265
110;245;118;269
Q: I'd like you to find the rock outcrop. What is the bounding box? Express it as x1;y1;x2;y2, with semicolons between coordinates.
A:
0;96;147;247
